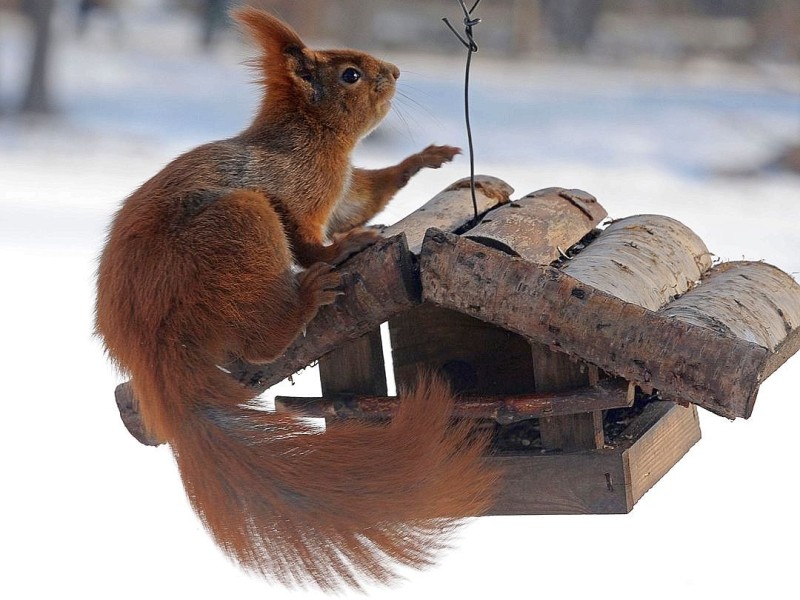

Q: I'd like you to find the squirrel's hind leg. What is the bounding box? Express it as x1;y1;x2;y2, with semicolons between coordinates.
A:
186;188;340;365
237;262;340;364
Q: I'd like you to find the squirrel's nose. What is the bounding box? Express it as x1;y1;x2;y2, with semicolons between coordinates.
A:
388;64;400;81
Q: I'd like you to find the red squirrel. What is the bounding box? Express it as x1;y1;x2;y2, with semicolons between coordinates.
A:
95;8;498;591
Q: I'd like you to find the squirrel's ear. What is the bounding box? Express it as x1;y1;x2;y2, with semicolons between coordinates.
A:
284;45;323;103
233;7;306;56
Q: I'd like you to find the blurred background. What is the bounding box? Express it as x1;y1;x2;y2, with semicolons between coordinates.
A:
3;0;800;111
2;2;799;600
2;0;798;242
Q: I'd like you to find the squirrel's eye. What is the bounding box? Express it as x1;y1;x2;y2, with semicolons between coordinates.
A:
341;67;362;84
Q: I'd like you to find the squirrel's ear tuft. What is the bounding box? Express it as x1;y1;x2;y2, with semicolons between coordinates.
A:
233;7;305;56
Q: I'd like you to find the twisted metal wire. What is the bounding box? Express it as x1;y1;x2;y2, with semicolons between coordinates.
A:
443;0;482;223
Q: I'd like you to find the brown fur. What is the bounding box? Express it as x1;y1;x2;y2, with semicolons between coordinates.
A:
95;7;495;591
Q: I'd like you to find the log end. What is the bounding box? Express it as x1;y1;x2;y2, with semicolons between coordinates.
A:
114;382;163;447
445;175;515;204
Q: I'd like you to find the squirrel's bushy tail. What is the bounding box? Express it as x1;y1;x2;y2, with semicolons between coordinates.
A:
149;362;498;591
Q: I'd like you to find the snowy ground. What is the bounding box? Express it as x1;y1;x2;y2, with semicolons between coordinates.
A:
2;4;799;599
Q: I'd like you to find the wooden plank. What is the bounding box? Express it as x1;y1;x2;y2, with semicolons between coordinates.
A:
487;450;630;515
388;304;535;395
487;400;702;515
622;402;702;505
420;229;768;419
319;328;387;397
563;214;713;310
275;379;634;423
383;176;513;254
465;188;607;264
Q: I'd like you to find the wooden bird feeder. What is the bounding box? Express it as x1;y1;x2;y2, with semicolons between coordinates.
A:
115;176;800;515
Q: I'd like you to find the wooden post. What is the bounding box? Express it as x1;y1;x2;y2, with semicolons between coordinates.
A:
534;353;604;452
319;329;387;397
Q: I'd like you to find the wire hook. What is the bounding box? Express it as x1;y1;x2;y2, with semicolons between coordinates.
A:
442;0;483;222
443;0;481;52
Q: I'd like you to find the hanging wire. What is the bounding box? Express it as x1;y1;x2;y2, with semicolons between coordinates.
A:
443;0;482;223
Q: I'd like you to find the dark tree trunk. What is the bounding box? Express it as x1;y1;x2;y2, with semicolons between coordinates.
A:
21;0;55;114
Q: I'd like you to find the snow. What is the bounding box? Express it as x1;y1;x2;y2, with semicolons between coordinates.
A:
1;5;799;599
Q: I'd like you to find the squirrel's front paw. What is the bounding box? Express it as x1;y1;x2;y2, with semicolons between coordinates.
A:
297;262;342;308
331;227;381;264
415;144;462;169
